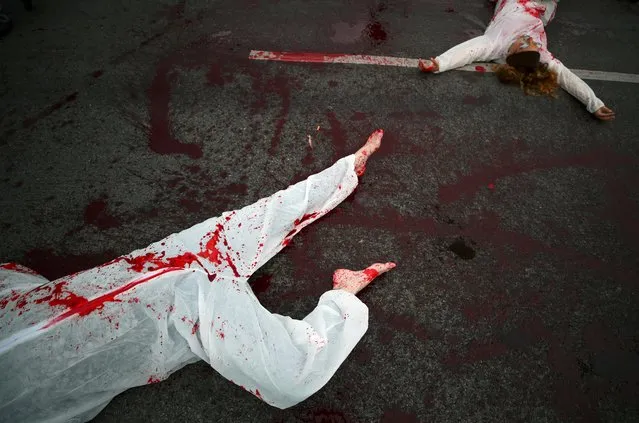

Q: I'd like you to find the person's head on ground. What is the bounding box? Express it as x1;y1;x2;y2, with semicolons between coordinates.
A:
494;35;559;97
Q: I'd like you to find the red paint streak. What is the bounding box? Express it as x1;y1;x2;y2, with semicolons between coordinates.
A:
147;377;161;384
32;281;89;312
475;65;486;73
43;267;180;329
294;212;320;226
438;148;633;204
199;224;224;264
84;199;121;229
249;274;272;295
254;389;263;399
254;51;349;63
124;251;200;272
147;61;203;158
1;262;19;270
191;322;200;335
223;254;241;278
22;92;79;128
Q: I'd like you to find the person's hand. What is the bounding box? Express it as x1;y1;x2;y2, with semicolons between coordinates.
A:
332;262;396;295
594;106;615;121
418;58;439;73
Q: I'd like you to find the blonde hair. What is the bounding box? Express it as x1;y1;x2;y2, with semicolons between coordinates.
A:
492;63;559;97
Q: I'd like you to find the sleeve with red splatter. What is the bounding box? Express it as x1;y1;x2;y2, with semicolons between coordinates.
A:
434;36;499;73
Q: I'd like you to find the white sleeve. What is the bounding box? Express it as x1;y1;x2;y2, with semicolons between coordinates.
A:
434;35;497;73
547;57;605;113
184;278;369;409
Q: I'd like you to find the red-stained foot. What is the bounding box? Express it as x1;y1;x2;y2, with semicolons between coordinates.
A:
332;262;396;295
354;129;383;176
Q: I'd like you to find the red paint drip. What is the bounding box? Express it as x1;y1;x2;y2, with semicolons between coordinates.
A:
294;212;320;226
199;224;224;264
42;267;180;329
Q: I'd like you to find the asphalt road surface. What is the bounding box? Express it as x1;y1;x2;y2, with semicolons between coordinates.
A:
1;0;638;421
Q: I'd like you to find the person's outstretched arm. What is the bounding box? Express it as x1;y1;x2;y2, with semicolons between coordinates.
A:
419;35;497;73
546;57;615;120
180;263;395;409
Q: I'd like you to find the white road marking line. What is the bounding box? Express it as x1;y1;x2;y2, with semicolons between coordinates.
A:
249;50;639;84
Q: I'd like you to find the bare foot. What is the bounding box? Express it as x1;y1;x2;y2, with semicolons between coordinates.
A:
354;129;384;176
332;262;396;295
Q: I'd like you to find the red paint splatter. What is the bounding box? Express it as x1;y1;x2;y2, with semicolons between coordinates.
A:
147;376;161;384
147;61;203;158
254;389;263;399
199;223;224;265
84;199;121;229
294;212;320;226
488;183;495;190
445;7;456;13
43;267;180;328
22;92;79;128
191;322;199;335
124;251;200;273
475;65;486;73
517;0;543;18
362;268;380;280
216;329;225;339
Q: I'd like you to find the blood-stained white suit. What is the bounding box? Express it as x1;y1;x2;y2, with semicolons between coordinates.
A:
434;0;606;113
0;154;368;423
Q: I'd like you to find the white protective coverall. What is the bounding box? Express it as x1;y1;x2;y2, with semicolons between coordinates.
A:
0;154;368;423
434;0;605;113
